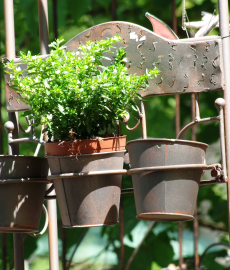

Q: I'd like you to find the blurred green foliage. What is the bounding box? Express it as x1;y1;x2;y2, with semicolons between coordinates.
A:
0;0;229;269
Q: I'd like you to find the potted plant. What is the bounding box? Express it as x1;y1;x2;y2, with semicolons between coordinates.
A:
5;37;159;227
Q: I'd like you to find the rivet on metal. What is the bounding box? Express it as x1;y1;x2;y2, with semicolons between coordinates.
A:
128;25;132;33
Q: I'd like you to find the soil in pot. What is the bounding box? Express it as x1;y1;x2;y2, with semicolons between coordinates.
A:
127;139;208;222
46;136;126;227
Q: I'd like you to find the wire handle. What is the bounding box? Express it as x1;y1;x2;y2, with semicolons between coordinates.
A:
28;204;49;238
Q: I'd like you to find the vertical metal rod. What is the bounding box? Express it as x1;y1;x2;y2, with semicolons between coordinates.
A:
4;0;19;154
141;100;147;139
218;0;230;247
217;100;227;181
38;0;59;269
172;0;177;34
52;0;58;39
195;93;200;120
4;1;23;269
13;234;24;270
178;222;183;267
38;0;49;55
191;93;199;269
111;0;117;21
119;197;125;270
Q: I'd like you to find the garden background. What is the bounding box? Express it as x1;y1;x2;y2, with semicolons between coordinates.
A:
0;0;228;269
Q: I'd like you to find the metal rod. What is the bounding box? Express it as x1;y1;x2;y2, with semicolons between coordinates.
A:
218;0;230;248
48;169;127;179
172;0;177;34
178;222;183;267
52;0;58;39
199;179;226;186
4;1;23;269
215;98;227;181
128;164;216;174
47;196;59;270
176;116;219;139
121;188;134;194
119;196;125;270
13;234;24;270
38;0;59;269
111;0;117;21
191;93;199;270
38;0;49;55
141;100;147;139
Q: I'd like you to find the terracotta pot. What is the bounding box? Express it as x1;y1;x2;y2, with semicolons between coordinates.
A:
46;136;126;227
45;136;126;155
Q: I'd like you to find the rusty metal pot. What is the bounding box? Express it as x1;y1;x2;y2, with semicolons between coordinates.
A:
0;156;49;232
127;139;208;222
47;150;125;227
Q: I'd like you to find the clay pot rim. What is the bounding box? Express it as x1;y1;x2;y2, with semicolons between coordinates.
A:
45;135;127;144
46;149;126;158
127;138;208;148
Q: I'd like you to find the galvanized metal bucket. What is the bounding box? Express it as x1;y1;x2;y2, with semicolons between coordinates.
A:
0;156;49;232
127;139;208;222
47;150;125;227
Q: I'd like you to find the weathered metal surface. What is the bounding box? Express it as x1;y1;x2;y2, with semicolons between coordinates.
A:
4;21;224;112
65;21;223;97
127;139;208;222
4;64;31;112
47;151;125;227
0;156;49;232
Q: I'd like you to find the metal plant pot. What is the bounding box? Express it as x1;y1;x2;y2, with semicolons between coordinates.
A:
47;150;125;227
0;156;49;232
127;139;208;222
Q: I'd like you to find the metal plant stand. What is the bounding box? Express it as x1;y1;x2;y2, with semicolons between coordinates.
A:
3;0;230;269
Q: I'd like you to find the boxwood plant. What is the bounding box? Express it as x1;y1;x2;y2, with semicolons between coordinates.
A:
5;37;159;141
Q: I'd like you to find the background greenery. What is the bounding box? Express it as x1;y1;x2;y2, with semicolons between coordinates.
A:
0;0;229;269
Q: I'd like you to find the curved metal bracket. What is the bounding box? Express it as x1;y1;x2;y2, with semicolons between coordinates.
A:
124;105;142;131
19;116;31;134
28;204;49;237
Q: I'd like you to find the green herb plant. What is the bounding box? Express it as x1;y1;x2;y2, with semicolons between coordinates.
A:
5;37;160;141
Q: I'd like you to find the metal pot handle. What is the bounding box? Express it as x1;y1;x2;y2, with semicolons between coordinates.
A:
28;204;48;237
